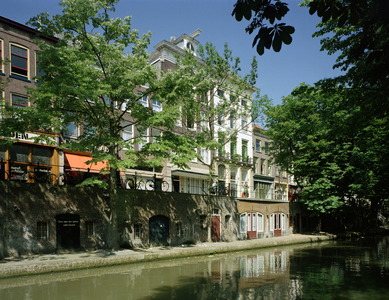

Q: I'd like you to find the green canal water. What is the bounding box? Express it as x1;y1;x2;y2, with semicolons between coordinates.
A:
0;236;388;299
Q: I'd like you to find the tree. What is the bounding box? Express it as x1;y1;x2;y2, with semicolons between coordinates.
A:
265;84;388;228
0;0;200;249
175;42;270;192
236;0;389;227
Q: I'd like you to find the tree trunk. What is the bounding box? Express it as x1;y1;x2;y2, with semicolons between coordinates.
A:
106;165;119;250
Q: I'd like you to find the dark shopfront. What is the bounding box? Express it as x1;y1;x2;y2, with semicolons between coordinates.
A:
0;141;60;182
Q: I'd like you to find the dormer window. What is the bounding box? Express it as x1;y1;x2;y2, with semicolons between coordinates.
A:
186;42;194;51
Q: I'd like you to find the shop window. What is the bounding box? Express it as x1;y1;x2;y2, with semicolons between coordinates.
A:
134;224;142;239
11;44;28;79
37;221;49;240
10;145;29;163
85;221;95;237
32;147;52;165
12;94;28;108
0;144;5;160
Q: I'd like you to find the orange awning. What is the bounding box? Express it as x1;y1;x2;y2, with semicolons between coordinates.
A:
64;153;108;173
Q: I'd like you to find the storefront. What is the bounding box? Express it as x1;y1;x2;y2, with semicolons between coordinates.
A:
0;133;60;183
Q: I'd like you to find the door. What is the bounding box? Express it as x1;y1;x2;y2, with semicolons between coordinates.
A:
246;212;257;239
56;213;80;250
149;215;170;246
274;212;282;237
211;215;221;242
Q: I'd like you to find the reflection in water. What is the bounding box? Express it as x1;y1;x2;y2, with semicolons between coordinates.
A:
1;236;389;299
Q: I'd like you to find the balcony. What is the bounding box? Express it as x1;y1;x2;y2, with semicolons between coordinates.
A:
215;151;253;165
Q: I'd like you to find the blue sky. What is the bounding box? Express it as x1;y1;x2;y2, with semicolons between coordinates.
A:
3;0;343;106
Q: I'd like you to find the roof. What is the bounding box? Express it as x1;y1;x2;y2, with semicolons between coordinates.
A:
0;15;58;43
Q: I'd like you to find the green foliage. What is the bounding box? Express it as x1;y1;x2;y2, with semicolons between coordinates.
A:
232;0;294;55
265;84;389;218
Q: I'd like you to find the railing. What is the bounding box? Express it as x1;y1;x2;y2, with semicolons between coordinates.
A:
215;151;253;164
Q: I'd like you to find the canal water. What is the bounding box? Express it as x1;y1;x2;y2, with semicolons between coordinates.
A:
0;236;388;299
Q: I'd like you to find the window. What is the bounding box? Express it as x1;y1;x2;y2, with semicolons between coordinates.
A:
218;164;226;179
176;222;183;236
265;141;269;154
255;139;261;152
10;145;29;163
32;147;52;165
225;215;231;229
201;148;209;164
35;51;45;78
258;214;263;232
261;159;266;175
217;108;224;125
240;213;246;233
134;224;141;239
11;44;28;78
217;89;224;98
0;92;4;120
230;112;235;129
276;166;280;177
267;161;272;176
253;157;258;174
152;99;161;112
12;94;28;108
200;111;208;131
137;127;148;150
186;42;194;51
218;137;225;157
152;128;161;143
242;140;248;162
0;39;3;73
37;221;49;240
230;140;237;158
121;121;133;141
65;122;77;136
241;99;246;106
138;92;148;107
241;116;247;131
186;114;195;129
85;221;95;237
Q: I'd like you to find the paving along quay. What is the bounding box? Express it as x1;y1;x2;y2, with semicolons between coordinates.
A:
0;232;375;279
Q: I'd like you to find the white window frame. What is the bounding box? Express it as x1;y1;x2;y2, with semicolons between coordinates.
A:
152;99;161;112
240;213;246;233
